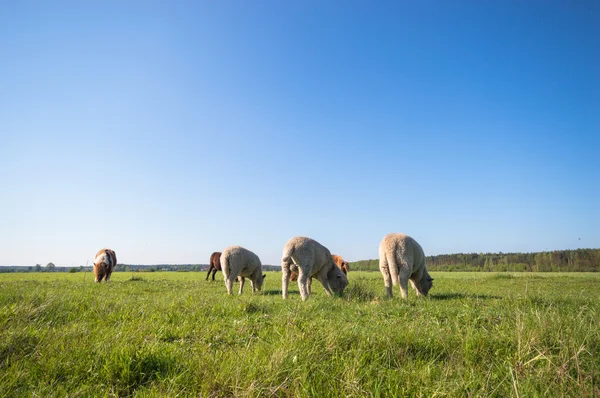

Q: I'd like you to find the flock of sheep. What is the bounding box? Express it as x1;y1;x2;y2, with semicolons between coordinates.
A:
93;233;434;300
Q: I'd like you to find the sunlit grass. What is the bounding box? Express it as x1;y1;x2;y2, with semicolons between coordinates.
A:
1;271;598;396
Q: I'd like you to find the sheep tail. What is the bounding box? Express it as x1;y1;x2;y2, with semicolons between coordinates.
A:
387;251;400;286
282;245;295;264
221;255;229;279
282;247;295;272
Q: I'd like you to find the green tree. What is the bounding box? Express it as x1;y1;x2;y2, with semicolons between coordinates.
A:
35;264;42;272
46;262;56;272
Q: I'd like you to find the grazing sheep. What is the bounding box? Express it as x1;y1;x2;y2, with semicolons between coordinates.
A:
220;246;265;295
281;237;349;301
206;252;222;281
93;248;117;283
290;254;350;281
378;233;433;298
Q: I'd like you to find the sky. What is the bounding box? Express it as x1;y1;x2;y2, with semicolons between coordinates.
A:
1;1;598;266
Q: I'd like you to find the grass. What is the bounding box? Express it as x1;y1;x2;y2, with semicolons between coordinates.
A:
0;271;599;397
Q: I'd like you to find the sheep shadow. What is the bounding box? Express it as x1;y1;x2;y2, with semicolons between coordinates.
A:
262;289;299;296
429;292;502;300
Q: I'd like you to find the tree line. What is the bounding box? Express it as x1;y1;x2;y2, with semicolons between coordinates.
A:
2;249;598;273
0;263;282;273
349;248;600;272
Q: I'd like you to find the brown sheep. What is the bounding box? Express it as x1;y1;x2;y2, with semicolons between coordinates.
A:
93;248;117;283
206;252;222;281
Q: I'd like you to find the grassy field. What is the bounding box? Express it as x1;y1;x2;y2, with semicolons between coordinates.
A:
1;271;599;397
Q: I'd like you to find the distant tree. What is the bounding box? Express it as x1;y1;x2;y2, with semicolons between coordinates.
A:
35;264;42;272
535;253;544;272
483;257;492;271
27;266;33;272
68;268;78;273
46;262;56;272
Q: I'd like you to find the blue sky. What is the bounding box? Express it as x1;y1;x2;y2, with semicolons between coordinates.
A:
1;1;598;266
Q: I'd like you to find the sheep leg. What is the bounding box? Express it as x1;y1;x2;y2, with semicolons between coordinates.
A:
282;261;292;299
410;279;422;296
379;257;393;298
225;276;235;295
307;277;312;295
94;265;102;283
383;270;393;298
298;271;311;301
398;271;410;299
315;273;333;297
238;276;245;295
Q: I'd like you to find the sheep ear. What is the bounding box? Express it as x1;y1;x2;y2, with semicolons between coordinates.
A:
428;277;434;281
262;274;266;279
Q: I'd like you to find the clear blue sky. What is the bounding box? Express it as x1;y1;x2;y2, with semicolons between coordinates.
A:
1;1;598;266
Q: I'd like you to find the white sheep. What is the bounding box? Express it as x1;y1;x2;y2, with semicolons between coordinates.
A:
220;245;265;295
281;236;349;301
379;233;433;298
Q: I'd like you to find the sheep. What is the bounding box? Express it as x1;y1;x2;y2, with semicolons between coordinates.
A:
206;251;222;281
332;254;350;275
378;233;433;298
289;254;350;281
220;246;265;295
93;248;117;283
281;237;349;301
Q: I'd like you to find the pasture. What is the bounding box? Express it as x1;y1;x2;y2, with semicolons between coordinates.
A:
1;271;599;397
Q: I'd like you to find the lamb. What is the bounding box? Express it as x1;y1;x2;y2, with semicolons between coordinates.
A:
220;246;265;295
290;254;350;281
378;233;433;298
93;248;117;283
281;237;349;301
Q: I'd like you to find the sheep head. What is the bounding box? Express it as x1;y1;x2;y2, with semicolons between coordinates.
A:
415;275;434;296
327;265;348;294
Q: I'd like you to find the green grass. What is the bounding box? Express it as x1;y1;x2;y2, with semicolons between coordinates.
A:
1;271;599;397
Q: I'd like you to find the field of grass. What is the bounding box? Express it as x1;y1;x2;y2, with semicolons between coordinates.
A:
1;271;599;397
